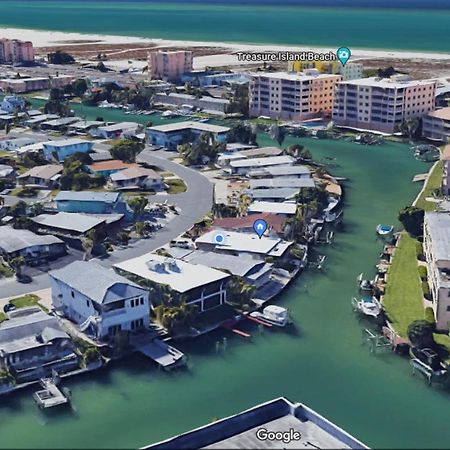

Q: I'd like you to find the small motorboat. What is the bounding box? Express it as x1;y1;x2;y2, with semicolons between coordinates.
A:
250;305;289;327
357;273;374;292
351;296;381;318
376;224;394;236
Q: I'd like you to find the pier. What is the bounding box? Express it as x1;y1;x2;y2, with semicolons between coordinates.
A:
134;338;186;370
33;378;70;409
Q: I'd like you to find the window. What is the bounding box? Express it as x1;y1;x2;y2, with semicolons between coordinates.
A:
71;290;75;298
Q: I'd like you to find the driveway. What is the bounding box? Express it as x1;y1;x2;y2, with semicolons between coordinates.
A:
0;149;213;298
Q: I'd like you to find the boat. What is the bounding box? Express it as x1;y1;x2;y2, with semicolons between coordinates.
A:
249;305;289;327
357;273;374;292
376;224;394;236
161;110;178;118
351;296;381;318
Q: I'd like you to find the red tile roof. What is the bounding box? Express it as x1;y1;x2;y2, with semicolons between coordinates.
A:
212;213;286;233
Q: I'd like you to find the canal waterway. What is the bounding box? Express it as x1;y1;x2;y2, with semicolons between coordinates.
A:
1;104;449;448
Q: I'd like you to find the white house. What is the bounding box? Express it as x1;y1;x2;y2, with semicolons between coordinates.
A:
109;166;165;191
49;261;150;341
42;138;94;162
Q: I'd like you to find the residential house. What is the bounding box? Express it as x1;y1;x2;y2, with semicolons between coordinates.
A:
228;155;295;175
249;177;315;189
94;122;140;139
0;226;66;264
109;166;165;191
0;75;73;93
17;164;63;189
42;138;94;162
195;229;293;260
68;120;104;135
148;50;193;82
54;191;129;215
114;253;230;312
153;92;229;114
246;187;300;202
212;213;286;236
247;201;297;217
87;160;133;177
143;397;368;450
0;307;78;383
50;261;150;341
146;121;230;151
422;107;450;142
424;212;450;330
249;70;342;121
249;164;311;179
0;137;36;151
0;95;25;113
40;117;80;133
333;75;436;133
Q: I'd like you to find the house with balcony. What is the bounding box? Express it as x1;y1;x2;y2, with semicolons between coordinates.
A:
42;138;94;162
50;261;150;342
0;307;78;383
422;107;450;142
114;253;230;312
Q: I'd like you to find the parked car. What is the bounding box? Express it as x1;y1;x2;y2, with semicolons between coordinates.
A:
3;303;16;313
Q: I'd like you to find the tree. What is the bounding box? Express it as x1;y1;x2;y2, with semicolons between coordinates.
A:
81;233;94;261
269;124;286;147
69;78;88;97
10;256;25;278
228;84;249;116
110;140;144;163
226;277;256;310
398;206;424;237
134;221;148;237
237;194;251;217
407;320;435;349
400;118;421;140
128;196;148;220
47;51;75;64
44;88;71;116
9;200;27;218
228;123;257;145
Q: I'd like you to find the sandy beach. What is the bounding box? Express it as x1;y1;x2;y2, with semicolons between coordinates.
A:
2;26;450;62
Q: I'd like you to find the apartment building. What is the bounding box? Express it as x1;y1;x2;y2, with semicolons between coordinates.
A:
0;39;34;64
333;75;436;133
288;60;363;81
422;107;450;142
424;212;450;330
249;70;342;121
148;50;193;82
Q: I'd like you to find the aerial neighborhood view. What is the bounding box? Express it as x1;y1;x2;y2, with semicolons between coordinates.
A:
0;0;450;449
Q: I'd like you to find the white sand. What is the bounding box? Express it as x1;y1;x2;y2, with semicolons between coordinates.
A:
2;27;450;62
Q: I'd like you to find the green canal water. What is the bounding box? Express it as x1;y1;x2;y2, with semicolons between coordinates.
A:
0;1;450;52
1;104;450;448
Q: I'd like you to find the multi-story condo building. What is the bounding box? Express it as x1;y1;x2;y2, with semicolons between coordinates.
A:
148;50;193;82
249;70;342;121
422;107;450;142
424;212;450;331
333;75;436;133
288;60;363;81
440;144;450;196
0;39;34;64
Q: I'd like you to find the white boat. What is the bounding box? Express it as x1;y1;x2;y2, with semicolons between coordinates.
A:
351;296;381;318
376;224;394;236
161;110;178;118
250;305;289;327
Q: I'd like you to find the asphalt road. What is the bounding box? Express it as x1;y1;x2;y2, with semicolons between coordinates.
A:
0;149;213;299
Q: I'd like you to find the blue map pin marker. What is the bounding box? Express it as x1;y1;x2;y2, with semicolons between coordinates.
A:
253;219;268;239
336;47;351;66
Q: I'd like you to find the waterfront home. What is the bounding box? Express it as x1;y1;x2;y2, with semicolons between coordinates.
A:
146;121;230;151
17;164;63;189
86;159;133;177
423;107;450;142
248;164;311;179
195;229;293;260
168;248;273;288
217;147;283;168
153;92;230;115
212;213;286;236
32;212;111;239
246;187;300;202
0;226;66;264
333;75;436;133
55;191;129;215
0;75;73;93
40;117;79;132
249;177;315;190
0;95;25;113
423;212;450;330
68;120;105;134
228;155;295;176
0;136;36;151
143;397;368;450
23;114;59;128
0;307;78;384
42;138;94;162
114;253;230;312
148;50;193;82
50;261;150;341
249;71;342;121
247;201;297;217
109;166;165;191
441;144;450;196
94;122;140;139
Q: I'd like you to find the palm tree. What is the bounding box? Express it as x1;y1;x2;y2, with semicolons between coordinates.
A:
10;256;25;278
237;194;251;217
81;229;96;261
128;196;148;220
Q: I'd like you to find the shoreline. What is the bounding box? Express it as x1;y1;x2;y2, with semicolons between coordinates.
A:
1;26;450;62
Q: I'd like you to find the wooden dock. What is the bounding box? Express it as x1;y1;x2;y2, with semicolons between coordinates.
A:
136;339;186;370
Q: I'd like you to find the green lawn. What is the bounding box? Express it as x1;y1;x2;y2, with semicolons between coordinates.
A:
415;161;443;212
383;232;425;337
0;262;14;278
0;312;7;323
166;178;187;194
9;294;47;312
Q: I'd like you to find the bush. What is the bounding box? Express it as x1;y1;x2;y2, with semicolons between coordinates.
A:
425;306;435;324
398;206;424;237
415;241;424;258
422;281;430;297
418;265;428;280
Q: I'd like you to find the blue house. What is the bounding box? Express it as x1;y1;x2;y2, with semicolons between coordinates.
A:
0;95;26;113
146;121;229;151
55;191;129;215
43;138;94;162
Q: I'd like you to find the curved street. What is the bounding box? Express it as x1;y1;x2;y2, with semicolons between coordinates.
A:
0;149;213;299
